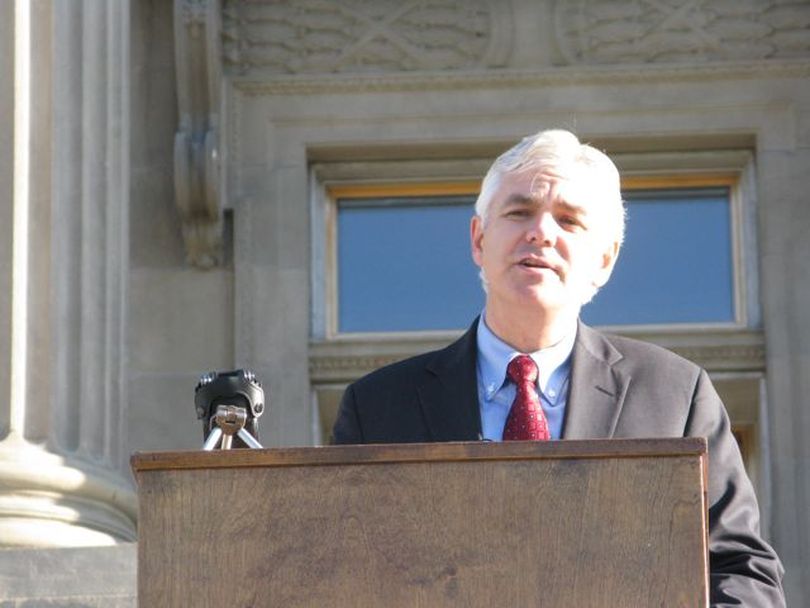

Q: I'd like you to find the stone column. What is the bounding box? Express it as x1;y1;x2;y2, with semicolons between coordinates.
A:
0;0;136;547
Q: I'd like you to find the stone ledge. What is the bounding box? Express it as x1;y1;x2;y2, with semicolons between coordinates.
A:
0;545;136;604
0;597;134;608
310;329;766;383
231;59;810;96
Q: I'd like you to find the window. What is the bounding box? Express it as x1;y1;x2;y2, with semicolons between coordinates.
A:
583;176;741;328
333;184;481;333
327;175;744;335
318;180;483;338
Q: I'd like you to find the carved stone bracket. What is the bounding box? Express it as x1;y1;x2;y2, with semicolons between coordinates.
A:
174;0;224;268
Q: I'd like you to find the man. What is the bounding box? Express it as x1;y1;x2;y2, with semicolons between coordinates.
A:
332;129;785;606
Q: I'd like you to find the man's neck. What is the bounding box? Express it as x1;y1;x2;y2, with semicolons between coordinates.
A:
484;301;578;352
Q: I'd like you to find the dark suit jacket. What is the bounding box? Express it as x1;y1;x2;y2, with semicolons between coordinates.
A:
332;319;786;607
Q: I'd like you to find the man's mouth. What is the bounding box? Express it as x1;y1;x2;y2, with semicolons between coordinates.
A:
517;256;561;277
518;256;552;269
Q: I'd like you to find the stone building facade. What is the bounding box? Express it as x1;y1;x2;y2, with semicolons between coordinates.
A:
1;0;809;605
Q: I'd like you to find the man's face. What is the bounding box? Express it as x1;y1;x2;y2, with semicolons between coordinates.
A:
470;169;620;318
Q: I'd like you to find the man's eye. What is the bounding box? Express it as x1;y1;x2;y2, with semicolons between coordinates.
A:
506;209;529;218
559;216;583;229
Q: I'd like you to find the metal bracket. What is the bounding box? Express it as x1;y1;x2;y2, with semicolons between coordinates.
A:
203;405;263;450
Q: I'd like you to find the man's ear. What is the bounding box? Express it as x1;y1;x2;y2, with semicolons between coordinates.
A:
470;215;485;267
593;239;620;288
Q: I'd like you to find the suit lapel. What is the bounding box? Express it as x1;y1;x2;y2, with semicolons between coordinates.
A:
562;322;630;439
418;319;482;442
413;319;629;441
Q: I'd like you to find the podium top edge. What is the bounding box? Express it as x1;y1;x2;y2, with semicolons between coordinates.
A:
130;437;707;475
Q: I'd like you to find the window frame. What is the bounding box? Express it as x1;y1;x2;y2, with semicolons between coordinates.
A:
309;155;494;342
316;166;753;340
602;172;746;332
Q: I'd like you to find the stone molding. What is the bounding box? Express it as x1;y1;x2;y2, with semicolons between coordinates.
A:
228;58;810;96
174;0;224;268
309;330;766;383
222;0;512;75
553;0;810;65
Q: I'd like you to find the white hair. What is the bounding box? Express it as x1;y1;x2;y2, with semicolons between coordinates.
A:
475;129;625;246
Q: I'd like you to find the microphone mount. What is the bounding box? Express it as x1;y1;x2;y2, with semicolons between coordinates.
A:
195;369;265;450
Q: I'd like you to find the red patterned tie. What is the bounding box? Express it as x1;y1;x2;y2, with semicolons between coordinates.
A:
502;355;550;441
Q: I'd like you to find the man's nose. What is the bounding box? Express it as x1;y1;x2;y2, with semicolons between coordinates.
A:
526;211;558;245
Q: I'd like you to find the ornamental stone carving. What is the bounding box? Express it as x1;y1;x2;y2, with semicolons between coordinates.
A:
222;0;512;74
174;0;224;268
554;0;810;64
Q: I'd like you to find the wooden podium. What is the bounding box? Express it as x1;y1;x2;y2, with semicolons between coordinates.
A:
131;439;708;607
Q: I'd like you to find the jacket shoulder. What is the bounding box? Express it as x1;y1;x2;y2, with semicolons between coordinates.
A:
350;349;438;394
350;320;478;395
587;327;702;378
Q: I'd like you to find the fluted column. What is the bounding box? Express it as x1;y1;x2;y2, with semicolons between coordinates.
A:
0;0;136;547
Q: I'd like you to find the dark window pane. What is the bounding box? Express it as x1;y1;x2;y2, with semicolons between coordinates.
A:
337;196;483;332
582;188;734;325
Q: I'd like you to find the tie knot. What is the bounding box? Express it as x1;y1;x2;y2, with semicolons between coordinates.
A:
507;354;538;385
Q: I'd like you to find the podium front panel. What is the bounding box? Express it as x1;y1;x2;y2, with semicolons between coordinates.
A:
132;439;708;607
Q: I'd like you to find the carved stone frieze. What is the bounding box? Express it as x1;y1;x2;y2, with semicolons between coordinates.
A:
309;353;417;384
222;0;512;74
668;344;765;371
174;0;224;268
309;331;765;383
554;0;810;64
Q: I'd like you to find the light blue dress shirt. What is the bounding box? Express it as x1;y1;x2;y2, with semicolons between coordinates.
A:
476;312;576;441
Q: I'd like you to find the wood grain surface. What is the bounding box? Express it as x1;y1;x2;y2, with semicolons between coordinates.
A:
134;439;708;607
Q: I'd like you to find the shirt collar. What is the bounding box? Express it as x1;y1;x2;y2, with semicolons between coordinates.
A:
476;311;576;400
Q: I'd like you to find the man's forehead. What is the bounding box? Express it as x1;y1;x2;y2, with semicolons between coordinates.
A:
495;170;598;211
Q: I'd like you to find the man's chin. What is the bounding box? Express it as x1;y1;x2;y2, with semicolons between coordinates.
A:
508;285;571;314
